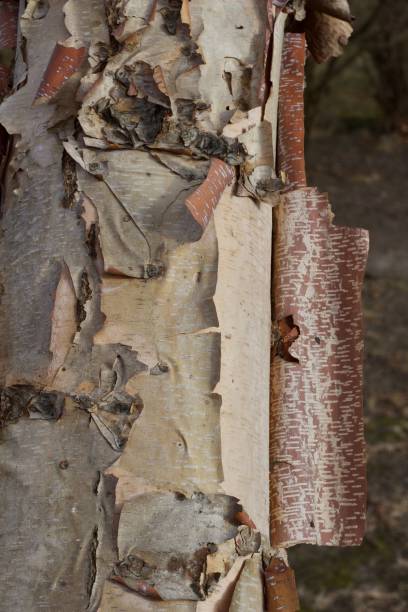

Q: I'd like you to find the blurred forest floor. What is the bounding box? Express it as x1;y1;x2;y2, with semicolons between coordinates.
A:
290;2;408;610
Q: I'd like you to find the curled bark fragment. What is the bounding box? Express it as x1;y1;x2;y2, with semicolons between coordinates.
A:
181;128;246;166
86;390;143;451
48;262;77;382
24;0;50;21
34;41;87;105
308;0;352;23
265;557;300;612
185;158;235;228
272;315;300;363
106;0;158;41
264;10;287;168
270;187;369;547
305;7;353;63
0;385;64;427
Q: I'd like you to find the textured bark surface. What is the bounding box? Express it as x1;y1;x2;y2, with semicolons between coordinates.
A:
277;33;306;189
269;25;368;550
265;557;299;612
270;187;368;547
0;0;364;610
0;1;279;610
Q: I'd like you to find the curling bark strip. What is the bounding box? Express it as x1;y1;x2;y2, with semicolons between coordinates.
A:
34;42;87;104
185;158;235;228
277;32;307;189
265;557;300;612
270;187;368;547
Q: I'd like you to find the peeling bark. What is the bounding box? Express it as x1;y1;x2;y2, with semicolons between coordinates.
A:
0;0;365;610
270;26;368;549
270;187;368;547
265;557;299;612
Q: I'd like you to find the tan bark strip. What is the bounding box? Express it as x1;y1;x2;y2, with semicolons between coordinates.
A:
277;32;306;190
214;189;272;536
264;9;287;168
34;42;87;105
185;158;235;229
98;2;272;605
101;186;272;607
259;0;274;105
265;558;300;611
229;554;264;611
270;187;368;547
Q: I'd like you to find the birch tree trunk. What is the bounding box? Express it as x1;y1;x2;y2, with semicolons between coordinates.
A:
0;1;367;611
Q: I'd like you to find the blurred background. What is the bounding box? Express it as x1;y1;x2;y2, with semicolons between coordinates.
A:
290;1;408;610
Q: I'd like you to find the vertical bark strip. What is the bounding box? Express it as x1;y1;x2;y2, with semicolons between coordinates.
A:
265;557;300;612
269;10;368;551
271;188;368;547
277;32;306;189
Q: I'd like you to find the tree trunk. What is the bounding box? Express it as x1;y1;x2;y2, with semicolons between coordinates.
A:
0;1;367;611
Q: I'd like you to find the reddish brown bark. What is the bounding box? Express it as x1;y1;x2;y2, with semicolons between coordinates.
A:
277;32;307;189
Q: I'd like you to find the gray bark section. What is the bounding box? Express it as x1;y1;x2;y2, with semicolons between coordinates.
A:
0;401;118;610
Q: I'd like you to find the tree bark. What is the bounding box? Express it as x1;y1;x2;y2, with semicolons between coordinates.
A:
0;1;366;611
0;1;274;609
